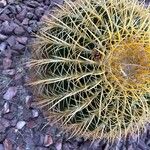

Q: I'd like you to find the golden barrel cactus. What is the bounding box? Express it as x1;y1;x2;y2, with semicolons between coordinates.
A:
30;0;150;141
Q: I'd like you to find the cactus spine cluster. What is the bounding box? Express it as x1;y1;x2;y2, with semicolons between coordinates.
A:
30;0;150;140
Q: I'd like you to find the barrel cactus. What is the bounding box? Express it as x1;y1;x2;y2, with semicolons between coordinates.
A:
30;0;150;141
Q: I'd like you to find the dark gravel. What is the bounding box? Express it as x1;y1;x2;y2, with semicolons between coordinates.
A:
0;0;150;150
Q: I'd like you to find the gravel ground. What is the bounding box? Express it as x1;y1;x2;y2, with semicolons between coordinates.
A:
0;0;150;150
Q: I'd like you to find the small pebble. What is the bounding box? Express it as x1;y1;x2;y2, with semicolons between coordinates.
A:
3;86;17;100
2;21;14;35
7;0;15;4
16;121;26;130
25;96;32;108
21;18;29;25
32;109;39;118
0;42;7;53
3;8;11;15
27;27;32;33
0;33;7;41
3;139;13;150
10;21;19;29
44;134;53;147
35;7;44;17
26;12;35;19
27;120;37;129
10;118;17;127
16;5;22;13
7;36;16;47
0;118;10;132
55;142;62;150
51;0;64;6
0;13;10;21
16;9;27;22
45;0;51;5
2;69;15;76
3;102;10;114
14;26;25;36
0;0;7;7
37;0;43;2
14;73;22;80
26;1;40;8
17;37;28;45
3;58;12;69
12;42;25;51
8;5;17;14
0;133;5;143
0;144;4;150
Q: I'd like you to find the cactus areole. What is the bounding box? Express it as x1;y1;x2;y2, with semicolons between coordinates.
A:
30;0;150;140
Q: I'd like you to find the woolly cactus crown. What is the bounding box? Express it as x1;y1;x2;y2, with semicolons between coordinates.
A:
30;0;150;140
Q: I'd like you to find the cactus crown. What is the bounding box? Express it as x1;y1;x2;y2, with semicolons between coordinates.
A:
30;0;150;140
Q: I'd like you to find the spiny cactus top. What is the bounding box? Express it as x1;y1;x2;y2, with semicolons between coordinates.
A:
30;0;150;140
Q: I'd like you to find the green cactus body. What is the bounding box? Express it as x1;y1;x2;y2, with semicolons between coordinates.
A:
30;0;150;140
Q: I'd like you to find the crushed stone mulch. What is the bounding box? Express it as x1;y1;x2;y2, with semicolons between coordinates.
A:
0;0;150;149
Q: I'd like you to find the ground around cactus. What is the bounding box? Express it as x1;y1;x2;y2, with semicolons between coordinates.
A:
0;0;150;150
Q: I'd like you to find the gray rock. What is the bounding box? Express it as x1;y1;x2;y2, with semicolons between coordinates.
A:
3;8;11;15
26;12;35;19
137;140;149;150
16;5;22;13
12;42;25;51
14;26;25;36
3;139;13;150
7;36;16;47
62;143;73;150
0;118;10;133
3;86;17;100
13;19;21;25
32;109;39;118
44;134;53;147
25;137;36;150
7;0;15;4
16;9;27;22
1;21;14;35
29;20;37;25
35;7;44;17
6;128;17;142
29;20;38;32
51;0;64;6
16;121;26;129
22;109;32;121
10;118;17;127
55;142;62;150
0;0;7;7
36;147;49;150
0;144;4;150
0;133;5;143
16;37;28;45
27;27;32;33
45;0;51;5
3;102;10;114
2;69;15;76
3;58;12;69
0;124;5;133
0;33;7;41
22;18;29;26
26;1;40;8
33;132;44;146
8;5;17;14
37;0;44;2
0;42;7;53
10;21;19;29
0;13;10;21
25;95;32;108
